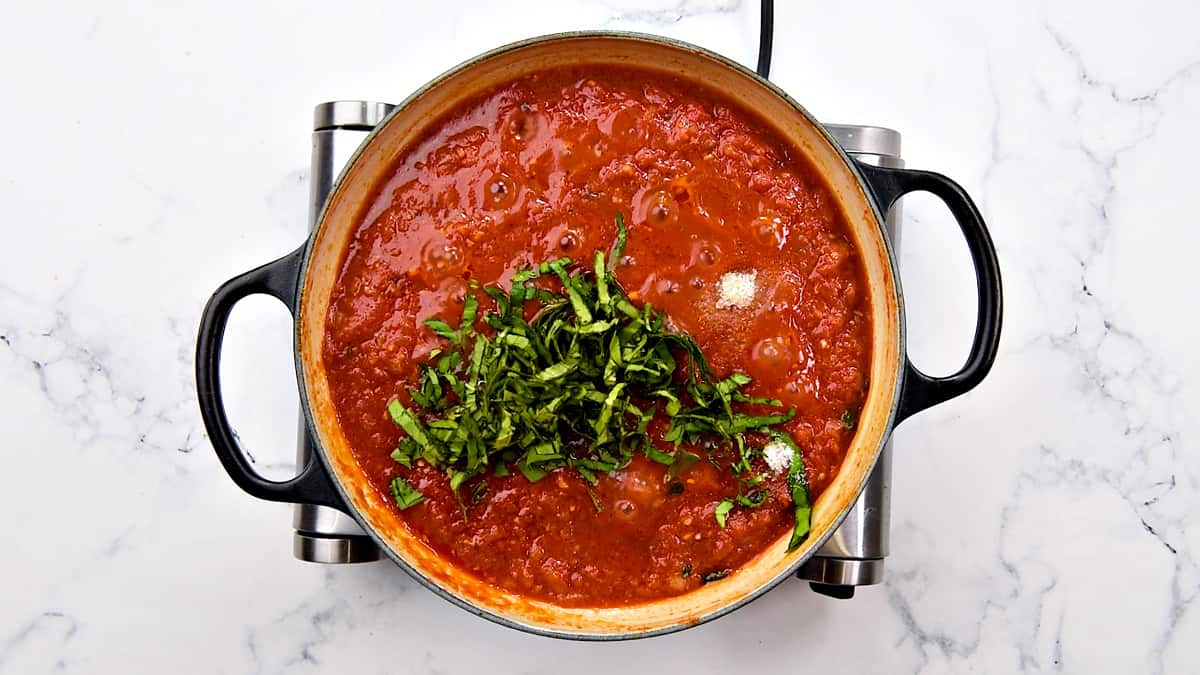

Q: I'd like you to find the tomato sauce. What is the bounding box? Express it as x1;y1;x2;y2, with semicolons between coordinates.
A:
322;66;871;606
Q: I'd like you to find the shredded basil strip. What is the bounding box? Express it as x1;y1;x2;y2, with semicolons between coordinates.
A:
385;215;801;522
769;430;812;551
714;498;735;529
389;476;426;510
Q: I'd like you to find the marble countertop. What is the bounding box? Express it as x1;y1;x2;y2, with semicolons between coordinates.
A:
2;0;1197;672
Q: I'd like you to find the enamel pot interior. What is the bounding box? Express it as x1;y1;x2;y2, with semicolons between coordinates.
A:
296;32;903;638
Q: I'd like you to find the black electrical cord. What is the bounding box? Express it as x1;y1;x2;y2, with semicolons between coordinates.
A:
756;0;774;79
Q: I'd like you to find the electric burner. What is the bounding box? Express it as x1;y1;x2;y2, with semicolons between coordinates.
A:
291;99;903;600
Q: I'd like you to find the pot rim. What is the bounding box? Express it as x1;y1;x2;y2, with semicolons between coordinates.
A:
294;30;906;640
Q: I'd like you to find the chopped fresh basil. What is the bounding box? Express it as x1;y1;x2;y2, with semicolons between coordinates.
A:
607;213;628;272
389;447;412;468
470;481;488;505
460;293;478;336
389;476;426;510
681;563;692;578
842;407;857;430
425;320;461;346
668;481;684;495
701;569;730;584
737;488;768;508
769;431;812;551
666;449;700;479
518;462;548;483
714;498;735;528
586;488;603;513
384;216;797;522
645;445;676;465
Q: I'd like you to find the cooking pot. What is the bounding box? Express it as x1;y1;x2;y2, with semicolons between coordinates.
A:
196;32;1002;639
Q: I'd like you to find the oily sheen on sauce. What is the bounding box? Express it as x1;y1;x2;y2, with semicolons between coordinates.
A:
322;66;871;606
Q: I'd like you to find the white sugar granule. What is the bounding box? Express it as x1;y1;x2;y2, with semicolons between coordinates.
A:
762;440;793;473
715;270;757;309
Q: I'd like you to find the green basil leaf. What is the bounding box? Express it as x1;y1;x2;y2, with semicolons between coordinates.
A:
535;358;579;382
770;431;812;552
736;489;768;508
594;250;611;311
575;465;598;485
518;462;548;483
645;445;676;465
389;476;426;510
608;212;628;273
459;293;478;335
714;498;735;529
449;470;470;492
470;481;488;504
423;318;460;344
550;260;593;325
586;487;603;512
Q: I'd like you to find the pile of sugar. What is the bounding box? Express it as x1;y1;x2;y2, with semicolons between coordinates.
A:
714;269;794;473
715;270;757;309
762;440;793;473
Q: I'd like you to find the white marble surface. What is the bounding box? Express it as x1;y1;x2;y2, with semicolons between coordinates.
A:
2;0;1197;672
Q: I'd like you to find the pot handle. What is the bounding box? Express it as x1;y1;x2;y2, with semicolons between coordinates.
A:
855;162;1003;423
195;246;348;512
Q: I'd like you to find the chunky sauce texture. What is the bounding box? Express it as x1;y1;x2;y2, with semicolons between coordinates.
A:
323;66;871;606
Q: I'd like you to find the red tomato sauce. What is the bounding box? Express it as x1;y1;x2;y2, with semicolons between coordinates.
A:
322;66;871;606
